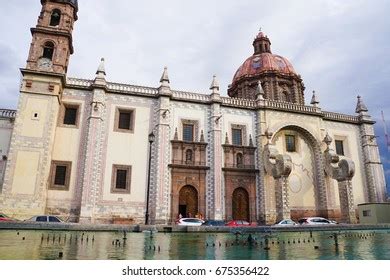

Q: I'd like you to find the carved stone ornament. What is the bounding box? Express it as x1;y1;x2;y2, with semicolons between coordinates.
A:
263;130;292;179
323;132;355;182
323;132;357;223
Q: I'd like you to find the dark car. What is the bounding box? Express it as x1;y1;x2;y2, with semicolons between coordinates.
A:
202;220;225;226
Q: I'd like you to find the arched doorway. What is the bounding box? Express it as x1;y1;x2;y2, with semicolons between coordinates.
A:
178;185;198;218
232;187;250;221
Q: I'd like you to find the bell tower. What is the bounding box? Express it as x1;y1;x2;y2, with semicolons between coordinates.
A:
27;0;78;74
0;0;78;220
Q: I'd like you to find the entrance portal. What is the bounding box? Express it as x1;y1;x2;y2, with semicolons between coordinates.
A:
178;185;198;218
232;187;250;221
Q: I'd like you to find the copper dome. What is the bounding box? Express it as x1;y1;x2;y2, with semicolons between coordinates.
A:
228;31;304;102
232;53;296;84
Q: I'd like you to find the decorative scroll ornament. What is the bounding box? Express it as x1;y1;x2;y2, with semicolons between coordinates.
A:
323;132;357;223
263;129;292;178
323;132;355;181
262;128;292;221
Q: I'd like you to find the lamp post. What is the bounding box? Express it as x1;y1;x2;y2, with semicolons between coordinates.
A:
145;131;155;225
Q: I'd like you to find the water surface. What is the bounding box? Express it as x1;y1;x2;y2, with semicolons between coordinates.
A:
0;229;389;260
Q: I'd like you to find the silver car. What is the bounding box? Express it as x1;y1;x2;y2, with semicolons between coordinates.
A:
26;215;64;223
274;219;297;226
298;217;336;225
176;218;204;226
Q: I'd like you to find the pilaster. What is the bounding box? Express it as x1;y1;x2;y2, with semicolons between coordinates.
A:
356;96;386;202
150;67;172;224
208;76;223;220
79;59;107;223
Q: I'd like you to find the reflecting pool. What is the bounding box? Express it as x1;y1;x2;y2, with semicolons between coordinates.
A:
0;229;389;260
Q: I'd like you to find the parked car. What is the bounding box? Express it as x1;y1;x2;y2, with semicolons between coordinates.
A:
0;213;16;222
26;215;64;223
176;218;204;226
225;220;255;227
298;217;336;225
273;219;297;226
201;220;225;227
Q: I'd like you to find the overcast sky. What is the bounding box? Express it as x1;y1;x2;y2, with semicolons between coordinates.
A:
0;0;389;193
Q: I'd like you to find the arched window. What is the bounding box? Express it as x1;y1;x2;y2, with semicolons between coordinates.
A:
281;91;290;102
42;42;55;60
50;9;61;26
236;153;243;167
185;149;193;163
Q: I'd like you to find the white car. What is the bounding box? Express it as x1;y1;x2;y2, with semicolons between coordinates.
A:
298;217;337;225
26;215;64;223
274;219;297;226
176;218;204;226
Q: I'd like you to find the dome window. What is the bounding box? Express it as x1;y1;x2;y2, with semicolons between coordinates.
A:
281;91;290;102
42;42;55;60
50;9;61;26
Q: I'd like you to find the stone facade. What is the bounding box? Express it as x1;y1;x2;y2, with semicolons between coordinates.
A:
0;0;387;224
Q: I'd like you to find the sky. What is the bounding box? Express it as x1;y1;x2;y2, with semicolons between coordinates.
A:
0;0;389;194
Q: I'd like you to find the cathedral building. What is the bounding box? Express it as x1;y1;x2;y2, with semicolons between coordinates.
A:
0;0;387;224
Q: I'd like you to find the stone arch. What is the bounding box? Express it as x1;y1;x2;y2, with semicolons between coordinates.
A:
271;124;327;216
232;187;250;221
50;9;61;26
42;41;55;60
178;185;198;218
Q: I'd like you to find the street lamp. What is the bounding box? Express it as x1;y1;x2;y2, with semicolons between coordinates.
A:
145;131;155;225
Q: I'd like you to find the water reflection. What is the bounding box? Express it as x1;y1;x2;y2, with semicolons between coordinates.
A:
0;229;389;260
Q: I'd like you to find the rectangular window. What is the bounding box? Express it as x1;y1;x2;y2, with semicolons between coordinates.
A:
63;107;78;125
183;124;194;142
335;140;344;156
118;111;131;129
362;210;371;217
54;165;67;185
59;104;80;127
115;108;135;132
285;135;296;152
115;169;128;189
232;128;242;146
111;165;131;193
49;161;72;190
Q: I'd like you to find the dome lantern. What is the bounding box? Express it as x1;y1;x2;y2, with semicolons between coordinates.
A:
253;31;272;54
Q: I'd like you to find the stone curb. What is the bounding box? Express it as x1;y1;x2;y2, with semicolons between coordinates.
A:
0;222;389;233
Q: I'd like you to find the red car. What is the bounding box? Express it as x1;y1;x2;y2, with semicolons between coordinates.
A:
225;220;256;227
0;213;16;222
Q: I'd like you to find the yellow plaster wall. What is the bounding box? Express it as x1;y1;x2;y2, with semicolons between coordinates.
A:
171;104;208;141
48;101;84;201
324;121;366;206
20;97;49;138
274;130;316;208
102;103;152;202
11;151;40;195
222;111;255;145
